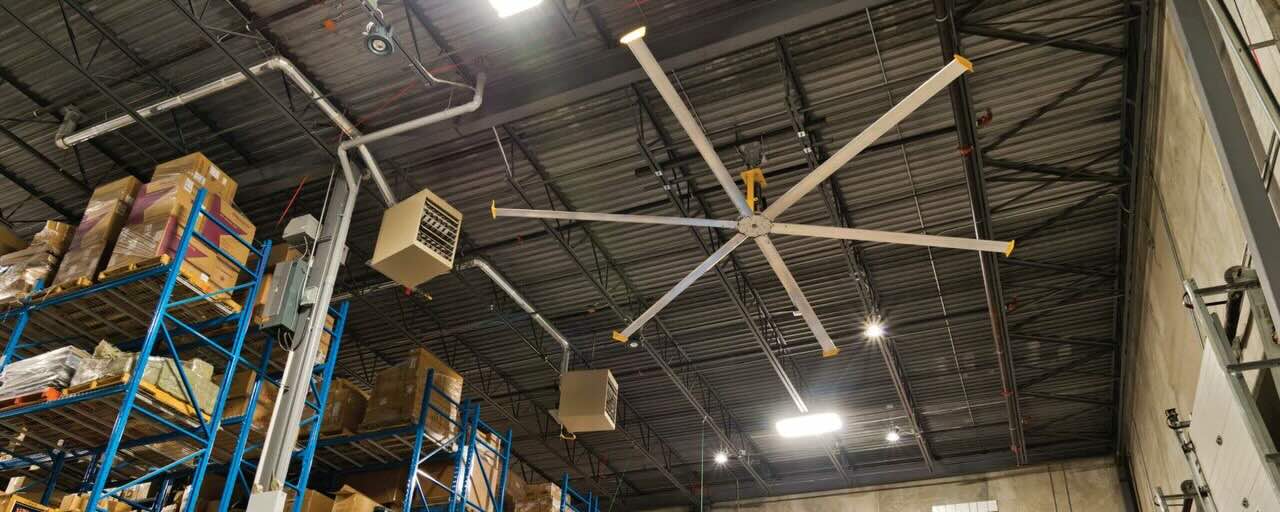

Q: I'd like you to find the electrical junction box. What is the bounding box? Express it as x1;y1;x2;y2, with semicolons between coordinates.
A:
370;187;461;288
558;369;618;433
262;258;307;337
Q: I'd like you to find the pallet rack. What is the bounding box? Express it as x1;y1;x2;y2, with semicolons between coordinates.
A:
0;189;348;512
558;474;600;512
309;368;513;512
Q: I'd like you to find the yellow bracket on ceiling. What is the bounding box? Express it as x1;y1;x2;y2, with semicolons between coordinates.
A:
741;168;766;212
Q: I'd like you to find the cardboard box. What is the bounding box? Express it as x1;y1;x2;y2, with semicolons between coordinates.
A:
155;153;237;202
106;175;256;295
344;432;503;511
321;378;368;436
223;371;277;430
57;492;130;512
359;348;462;443
0;224;26;256
504;467;527;506
0;222;72;302
514;483;562;512
283;489;333;512
51;177;142;289
331;486;380;512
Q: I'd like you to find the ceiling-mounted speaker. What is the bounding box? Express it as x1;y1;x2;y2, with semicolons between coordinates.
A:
370;187;461;288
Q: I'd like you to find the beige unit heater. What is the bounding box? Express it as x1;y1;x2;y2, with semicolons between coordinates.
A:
558;369;619;433
370;187;462;288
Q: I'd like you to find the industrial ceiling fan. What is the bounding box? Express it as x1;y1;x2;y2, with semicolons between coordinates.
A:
493;27;1014;358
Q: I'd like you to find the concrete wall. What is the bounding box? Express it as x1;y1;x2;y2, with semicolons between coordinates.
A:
1120;1;1279;510
642;457;1124;511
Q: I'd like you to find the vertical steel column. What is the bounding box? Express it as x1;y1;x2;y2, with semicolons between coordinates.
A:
289;302;347;512
186;236;273;512
932;0;1027;464
41;451;65;505
250;173;359;510
1170;0;1280;323
402;368;438;512
86;189;209;508
219;335;276;512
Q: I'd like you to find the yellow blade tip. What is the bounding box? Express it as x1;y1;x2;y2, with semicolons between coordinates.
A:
620;26;647;44
490;200;497;219
822;346;841;358
1004;240;1016;257
954;54;974;72
611;330;629;343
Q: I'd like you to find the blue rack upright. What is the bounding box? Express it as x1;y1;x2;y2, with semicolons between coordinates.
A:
0;189;295;512
311;368;513;512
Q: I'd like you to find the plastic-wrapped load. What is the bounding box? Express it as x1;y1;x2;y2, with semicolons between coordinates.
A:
0;221;72;302
0;346;90;400
70;341;219;413
50;176;141;289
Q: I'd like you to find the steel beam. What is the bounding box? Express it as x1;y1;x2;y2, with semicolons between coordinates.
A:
776;32;936;473
0;124;91;196
401;0;887;150
61;0;255;165
0;163;77;220
958;25;1124;56
501;128;776;493
165;0;335;160
391;12;699;501
934;0;1027;465
631;77;851;481
0;5;185;155
983;157;1125;183
1169;0;1280;324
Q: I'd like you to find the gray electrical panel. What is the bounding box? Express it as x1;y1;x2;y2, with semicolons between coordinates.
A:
261;259;307;338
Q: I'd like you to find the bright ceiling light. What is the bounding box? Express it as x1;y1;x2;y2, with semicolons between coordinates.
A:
864;320;885;339
489;0;542;18
776;412;842;438
620;26;647;44
885;426;901;443
713;451;729;465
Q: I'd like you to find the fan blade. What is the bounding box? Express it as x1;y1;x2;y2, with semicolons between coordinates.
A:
612;233;749;342
772;222;1015;255
623;34;753;218
754;236;839;357
764;56;973;219
493;203;737;229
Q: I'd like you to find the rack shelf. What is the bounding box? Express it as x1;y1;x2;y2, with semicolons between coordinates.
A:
0;189;347;512
308;369;513;512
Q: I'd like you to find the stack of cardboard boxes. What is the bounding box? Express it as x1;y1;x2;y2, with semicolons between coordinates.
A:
514;483;563;512
340;430;505;511
105;153;253;299
50;176;141;290
223;370;278;431
320;378;368;436
359;347;463;445
0;221;72;302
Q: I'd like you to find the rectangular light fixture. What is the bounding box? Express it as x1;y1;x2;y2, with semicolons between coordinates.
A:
775;412;842;438
490;0;542;18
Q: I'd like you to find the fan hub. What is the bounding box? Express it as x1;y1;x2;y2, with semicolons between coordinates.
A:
737;215;773;237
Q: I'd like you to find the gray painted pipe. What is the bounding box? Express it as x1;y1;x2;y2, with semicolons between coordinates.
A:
459;257;572;374
52;57;396;203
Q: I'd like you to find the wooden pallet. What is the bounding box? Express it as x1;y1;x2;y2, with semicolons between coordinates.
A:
0;388;60;412
63;374;210;422
29;276;94;300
